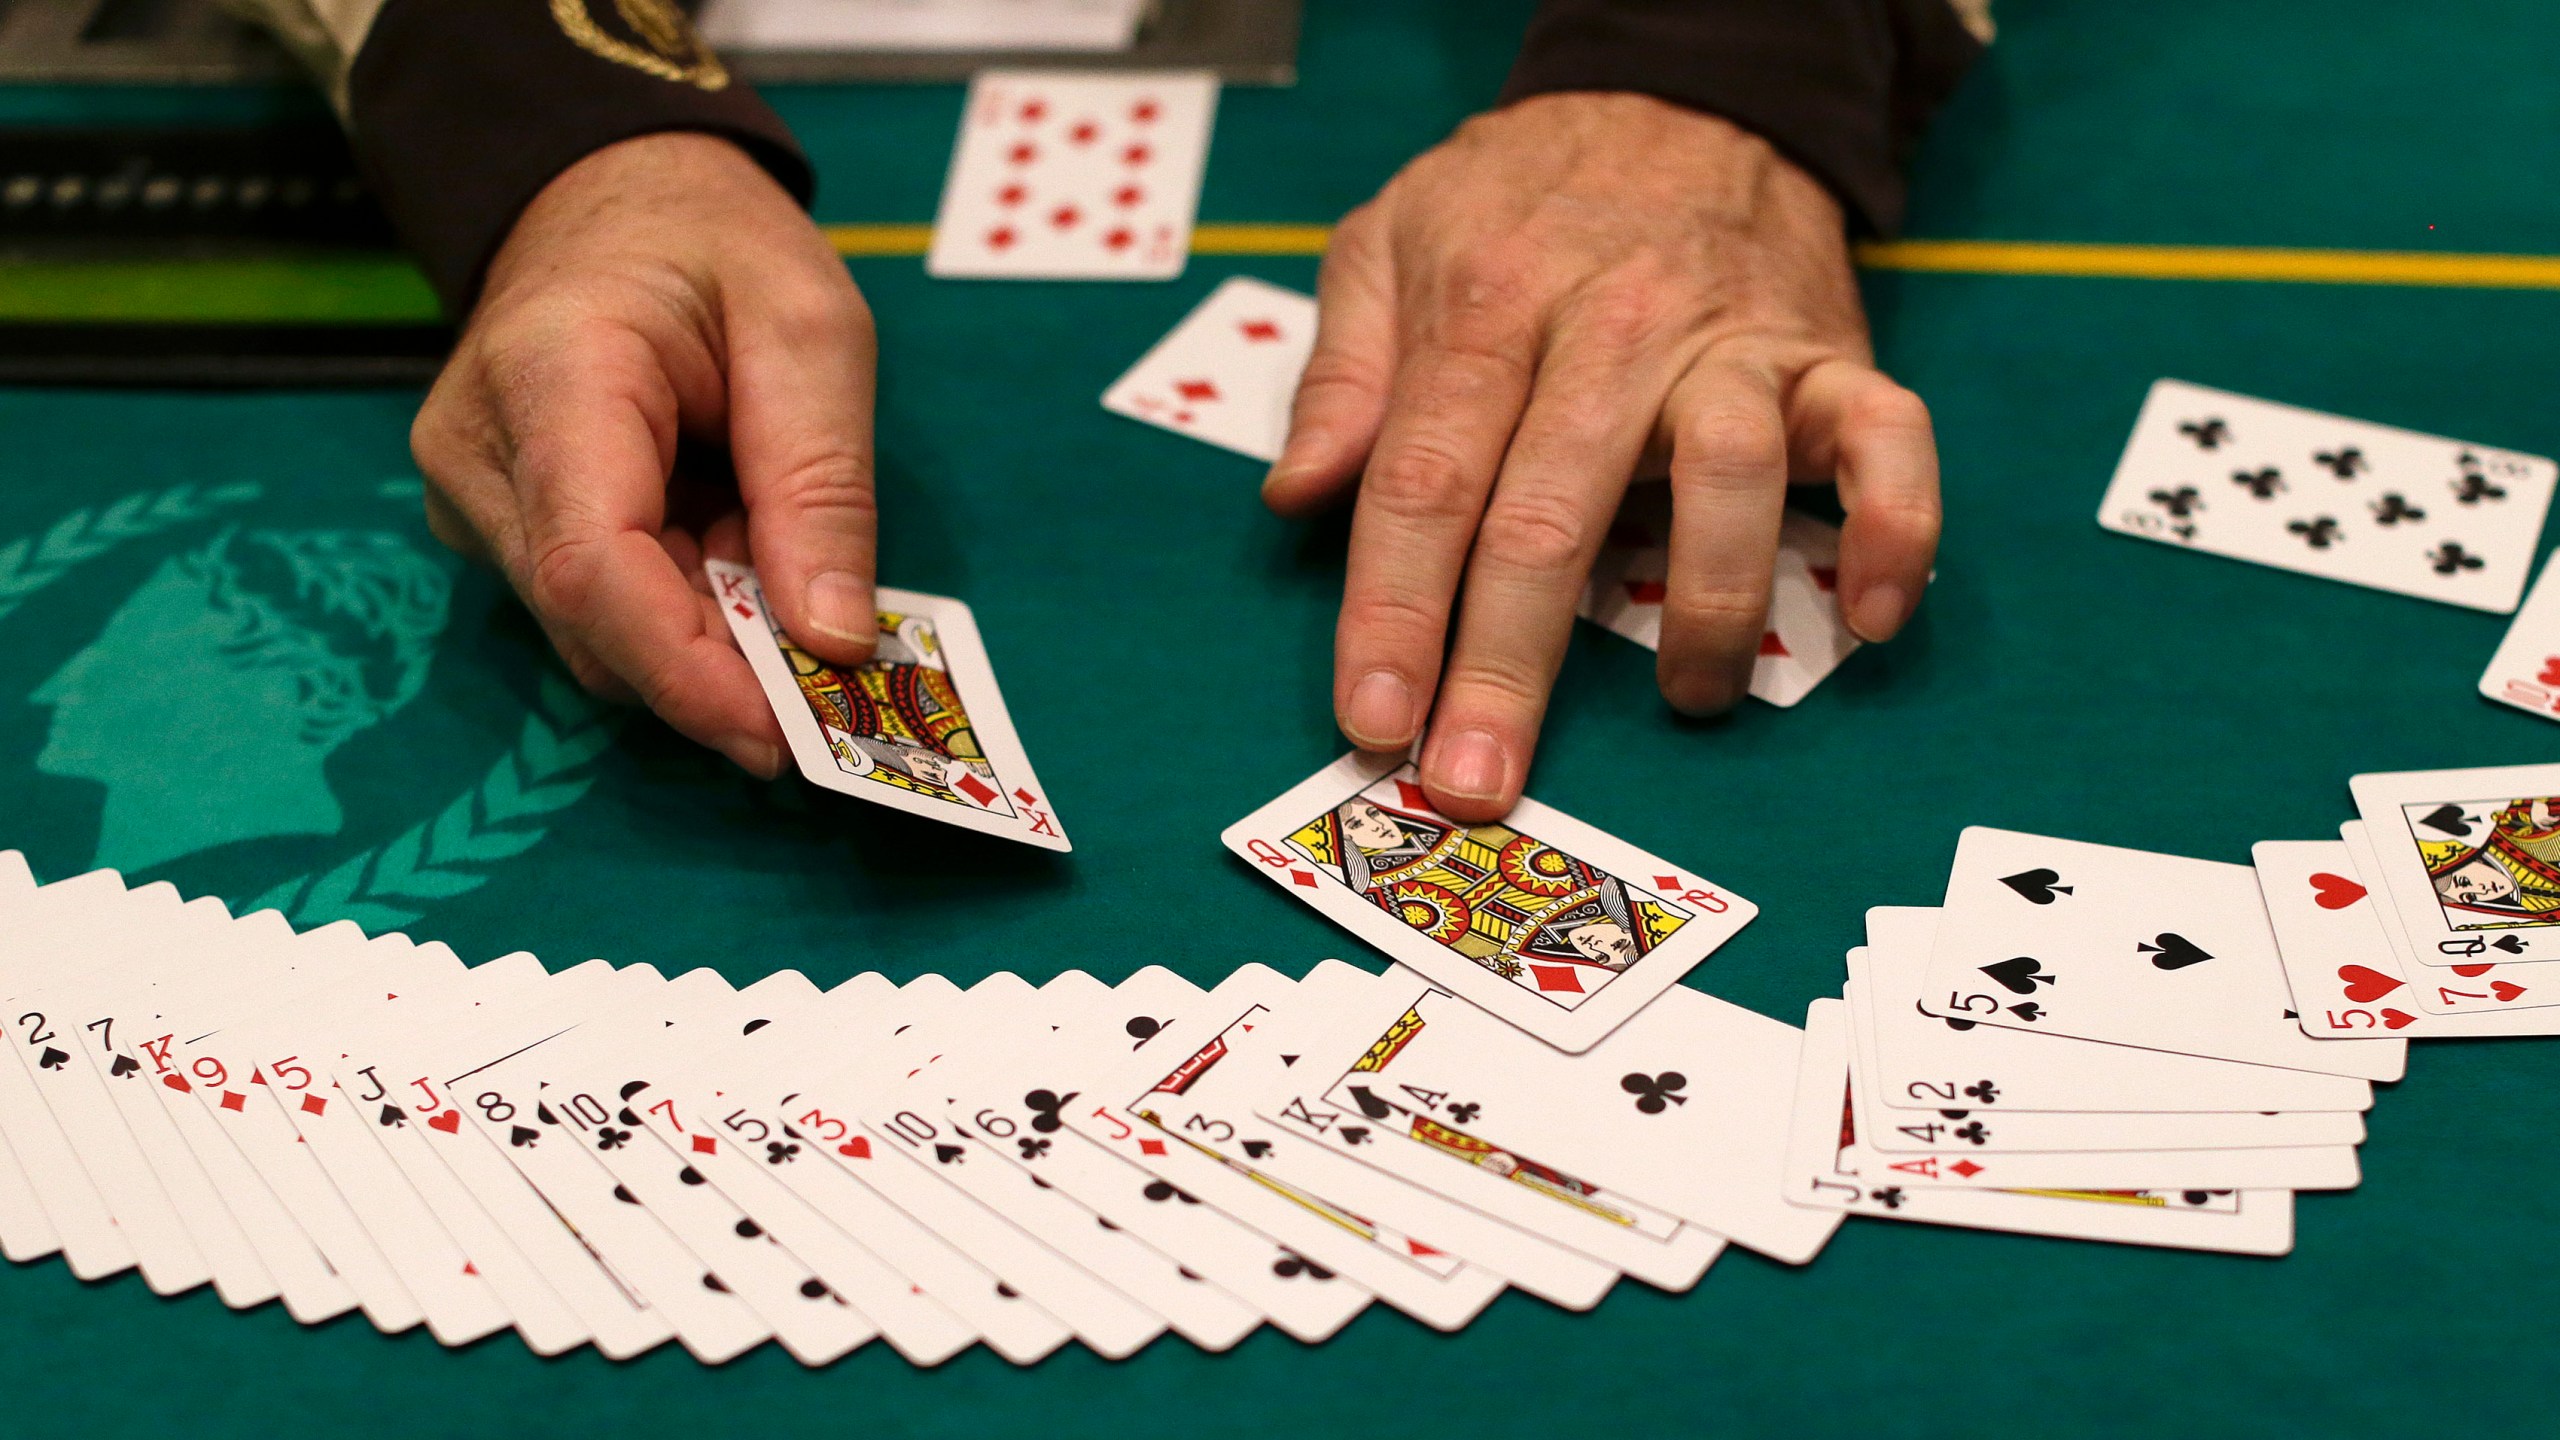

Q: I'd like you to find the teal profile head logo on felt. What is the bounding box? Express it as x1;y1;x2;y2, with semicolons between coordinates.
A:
32;527;451;873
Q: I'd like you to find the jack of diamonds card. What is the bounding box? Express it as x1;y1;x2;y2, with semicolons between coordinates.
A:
708;561;1069;851
928;69;1218;281
2096;378;2555;612
1223;750;1753;1052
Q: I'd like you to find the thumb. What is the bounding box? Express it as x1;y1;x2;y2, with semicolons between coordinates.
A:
1262;206;1398;518
732;273;883;669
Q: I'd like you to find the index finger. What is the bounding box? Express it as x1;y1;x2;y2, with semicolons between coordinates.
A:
505;326;786;776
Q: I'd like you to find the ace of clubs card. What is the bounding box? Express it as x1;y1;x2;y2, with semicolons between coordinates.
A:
1223;751;1754;1052
707;561;1069;851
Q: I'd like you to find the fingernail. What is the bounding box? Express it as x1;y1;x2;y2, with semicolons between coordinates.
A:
1848;583;1911;644
805;570;873;645
1431;728;1510;804
1342;670;1416;749
727;738;784;780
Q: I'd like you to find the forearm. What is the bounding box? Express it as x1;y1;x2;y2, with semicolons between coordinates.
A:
1501;0;1988;234
224;0;812;313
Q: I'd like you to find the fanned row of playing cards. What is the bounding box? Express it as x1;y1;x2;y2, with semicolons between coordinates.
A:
0;849;1828;1365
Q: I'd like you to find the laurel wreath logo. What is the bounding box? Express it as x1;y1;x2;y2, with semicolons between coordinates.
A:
246;672;619;932
0;482;263;626
1;482;616;930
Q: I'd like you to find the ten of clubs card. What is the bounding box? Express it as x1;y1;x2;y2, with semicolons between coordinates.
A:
927;69;1219;281
707;560;1069;851
2097;378;2555;612
1222;751;1754;1051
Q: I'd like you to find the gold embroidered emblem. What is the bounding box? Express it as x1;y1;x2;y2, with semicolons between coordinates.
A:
549;0;730;90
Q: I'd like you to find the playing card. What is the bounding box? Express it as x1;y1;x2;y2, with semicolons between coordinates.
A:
1101;276;1317;461
0;871;181;1281
461;967;777;1364
1058;967;1518;1329
1864;908;2374;1113
1784;1000;2295;1255
1223;751;1755;1052
1107;961;1621;1311
707;974;1076;1366
743;973;1155;1360
2481;552;2560;721
2263;834;2557;1030
2097;378;2556;612
707;561;1069;852
1920;827;2403;1079
946;965;1381;1343
541;977;879;1367
1846;959;2361;1152
370;959;676;1359
1273;967;1839;1264
927;69;1218;281
635;974;979;1368
851;973;1250;1355
1580;488;1866;707
2349;762;2560;967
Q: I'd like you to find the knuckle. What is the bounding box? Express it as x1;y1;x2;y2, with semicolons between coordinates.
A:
1676;405;1788;488
769;450;879;522
1847;379;1934;439
523;533;605;625
1439;654;1553;718
1474;492;1593;575
1338;587;1449;652
1571;273;1679;357
1365;441;1485;524
1664;584;1768;644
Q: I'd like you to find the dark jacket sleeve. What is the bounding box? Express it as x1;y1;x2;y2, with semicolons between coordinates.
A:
1500;0;1985;235
325;0;811;314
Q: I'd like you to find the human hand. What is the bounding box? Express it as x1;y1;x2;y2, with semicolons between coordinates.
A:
411;130;878;777
1264;93;1942;821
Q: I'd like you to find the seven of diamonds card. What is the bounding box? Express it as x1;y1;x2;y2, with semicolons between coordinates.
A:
2096;378;2556;612
927;69;1219;280
1222;751;1753;1051
707;561;1069;851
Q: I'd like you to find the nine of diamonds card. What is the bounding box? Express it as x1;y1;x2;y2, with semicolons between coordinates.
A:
707;560;1068;851
1222;750;1753;1051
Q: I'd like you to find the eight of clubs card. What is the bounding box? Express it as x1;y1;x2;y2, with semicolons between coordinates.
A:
2097;378;2555;612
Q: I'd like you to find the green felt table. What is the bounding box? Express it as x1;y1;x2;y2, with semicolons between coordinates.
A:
4;3;2560;1435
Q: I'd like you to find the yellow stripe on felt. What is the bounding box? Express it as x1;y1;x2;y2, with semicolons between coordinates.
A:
823;225;2560;289
1851;239;2560;290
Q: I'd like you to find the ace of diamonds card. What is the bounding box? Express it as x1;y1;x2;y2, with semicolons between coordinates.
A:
2097;379;2555;612
927;69;1219;281
707;561;1069;851
1223;751;1753;1051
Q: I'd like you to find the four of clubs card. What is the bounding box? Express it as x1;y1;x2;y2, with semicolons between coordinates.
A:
708;561;1068;851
